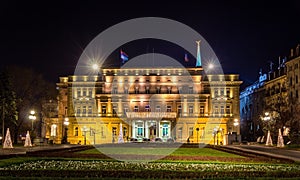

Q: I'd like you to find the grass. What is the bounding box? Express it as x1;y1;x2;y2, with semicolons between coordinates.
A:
77;147;243;158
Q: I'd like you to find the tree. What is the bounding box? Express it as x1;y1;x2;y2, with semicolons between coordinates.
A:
288;99;300;144
0;70;18;142
5;66;57;143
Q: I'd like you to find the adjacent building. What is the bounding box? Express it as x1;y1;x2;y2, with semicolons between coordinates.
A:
240;44;300;142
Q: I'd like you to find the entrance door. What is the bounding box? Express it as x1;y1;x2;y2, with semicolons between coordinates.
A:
161;121;170;141
148;121;157;140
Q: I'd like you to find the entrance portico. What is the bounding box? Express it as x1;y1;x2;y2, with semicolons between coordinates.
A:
131;119;172;141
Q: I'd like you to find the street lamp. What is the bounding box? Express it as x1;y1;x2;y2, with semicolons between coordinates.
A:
28;110;36;131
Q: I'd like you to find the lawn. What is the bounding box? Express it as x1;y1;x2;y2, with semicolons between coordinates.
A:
77;147;242;158
1;146;299;178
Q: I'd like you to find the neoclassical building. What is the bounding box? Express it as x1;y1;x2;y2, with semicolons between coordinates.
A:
46;46;242;145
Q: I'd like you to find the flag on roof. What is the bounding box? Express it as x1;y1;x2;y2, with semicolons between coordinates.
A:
184;53;189;62
120;49;129;63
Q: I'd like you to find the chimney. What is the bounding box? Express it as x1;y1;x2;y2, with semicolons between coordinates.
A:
296;44;300;57
291;48;294;58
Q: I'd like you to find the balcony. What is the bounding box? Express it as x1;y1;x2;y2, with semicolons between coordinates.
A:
126;112;177;118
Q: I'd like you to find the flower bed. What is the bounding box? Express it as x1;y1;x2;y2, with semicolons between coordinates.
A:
1;160;300;178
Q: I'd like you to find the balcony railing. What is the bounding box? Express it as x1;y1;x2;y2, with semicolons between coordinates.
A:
126;112;177;118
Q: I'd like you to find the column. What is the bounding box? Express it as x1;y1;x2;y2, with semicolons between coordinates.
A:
107;97;112;116
118;97;122;115
145;121;149;138
183;96;187;116
205;97;209;115
97;99;101;114
194;97;198;114
156;120;160;138
132;121;135;138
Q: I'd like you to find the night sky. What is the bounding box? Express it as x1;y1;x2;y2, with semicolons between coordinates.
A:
1;1;300;88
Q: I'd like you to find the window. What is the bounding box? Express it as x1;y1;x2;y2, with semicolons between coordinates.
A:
178;105;182;115
82;106;86;114
200;106;204;114
123;106;129;114
123;127;127;137
167;105;172;112
225;88;229;97
77;89;81;97
112;127;117;136
220;106;225;114
290;77;293;86
113;87;118;94
50;124;57;136
214;89;218;97
226;105;231;114
145;105;150;112
88;106;92;114
178;127;183;139
146;87;150;94
77;107;81;115
83;89;87;96
189;87;193;94
88;88;92;97
102;105;106;114
214;105;219;114
189;105;193;114
167;87;171;94
74;127;78;136
220;89;224;96
64;107;68;116
156;105;161;112
296;90;299;99
134;106;139;112
124;87;128;94
178;87;182;94
113;105;117;116
189;127;193;137
135;87;139;94
156;87;160;94
296;75;298;84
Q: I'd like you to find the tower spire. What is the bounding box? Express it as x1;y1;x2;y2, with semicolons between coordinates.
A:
196;40;202;67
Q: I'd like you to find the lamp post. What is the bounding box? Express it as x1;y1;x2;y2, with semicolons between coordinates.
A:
233;118;239;142
29;110;36;131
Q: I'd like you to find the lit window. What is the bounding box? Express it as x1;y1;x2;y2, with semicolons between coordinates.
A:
156;105;161;112
189;87;193;94
50;124;57;136
214;105;219;114
189;127;193;137
167;105;172;112
74;127;78;136
145;105;150;112
83;89;87;96
189;106;193;114
220;106;225;114
134;106;139;112
200;106;204;114
88;106;92;114
77;89;81;97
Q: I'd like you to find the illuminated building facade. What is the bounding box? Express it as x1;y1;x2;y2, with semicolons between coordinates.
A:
46;66;242;145
46;42;242;145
